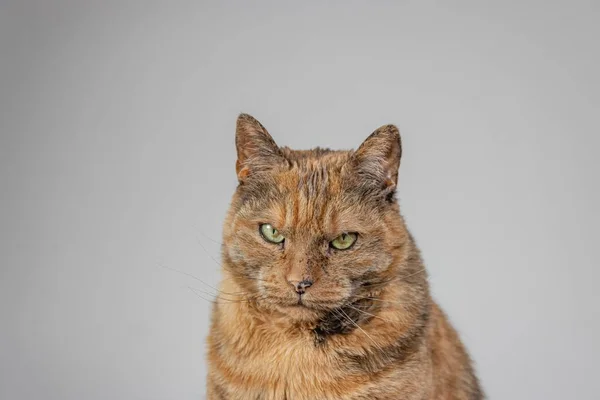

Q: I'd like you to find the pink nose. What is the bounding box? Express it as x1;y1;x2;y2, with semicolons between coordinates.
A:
288;279;313;294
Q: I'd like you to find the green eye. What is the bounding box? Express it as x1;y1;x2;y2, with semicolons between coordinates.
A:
330;232;357;250
259;223;285;244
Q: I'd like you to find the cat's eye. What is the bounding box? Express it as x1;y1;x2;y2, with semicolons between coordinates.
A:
259;223;285;244
330;232;357;250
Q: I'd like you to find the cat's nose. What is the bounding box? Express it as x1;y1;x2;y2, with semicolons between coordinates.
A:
289;279;313;294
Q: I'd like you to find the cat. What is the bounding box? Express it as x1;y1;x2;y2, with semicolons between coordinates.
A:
206;114;483;399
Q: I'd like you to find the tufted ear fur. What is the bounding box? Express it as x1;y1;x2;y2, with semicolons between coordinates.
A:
349;124;402;199
235;114;285;182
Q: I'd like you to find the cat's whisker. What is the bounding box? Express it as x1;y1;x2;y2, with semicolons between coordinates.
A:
399;267;428;280
336;308;384;353
331;308;347;324
216;294;268;305
186;286;218;298
188;286;260;305
353;296;404;306
198;240;224;269
200;232;223;246
345;304;395;324
223;269;270;283
187;286;219;303
361;268;428;289
217;298;253;304
243;276;270;283
187;285;250;299
217;275;268;284
162;265;248;296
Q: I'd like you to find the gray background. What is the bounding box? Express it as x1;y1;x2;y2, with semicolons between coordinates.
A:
1;1;598;399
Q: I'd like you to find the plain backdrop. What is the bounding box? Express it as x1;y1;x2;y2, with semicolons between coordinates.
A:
1;1;599;399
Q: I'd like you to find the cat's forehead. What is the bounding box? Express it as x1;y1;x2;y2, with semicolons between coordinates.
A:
276;147;351;197
237;148;377;233
280;147;351;168
261;179;366;235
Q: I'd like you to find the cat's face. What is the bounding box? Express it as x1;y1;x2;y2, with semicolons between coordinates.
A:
222;114;408;322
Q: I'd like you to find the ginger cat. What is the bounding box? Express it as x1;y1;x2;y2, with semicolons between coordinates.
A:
206;114;483;399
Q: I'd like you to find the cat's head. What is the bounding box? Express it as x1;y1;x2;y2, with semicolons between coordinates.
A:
222;114;411;322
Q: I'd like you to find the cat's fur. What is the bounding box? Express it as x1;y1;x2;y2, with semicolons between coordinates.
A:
206;114;483;399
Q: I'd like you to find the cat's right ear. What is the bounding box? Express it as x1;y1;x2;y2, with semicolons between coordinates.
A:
346;124;402;200
235;114;284;182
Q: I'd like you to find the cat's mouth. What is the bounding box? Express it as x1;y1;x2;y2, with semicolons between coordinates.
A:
271;294;380;337
274;295;345;314
259;289;351;320
282;296;317;309
266;300;321;322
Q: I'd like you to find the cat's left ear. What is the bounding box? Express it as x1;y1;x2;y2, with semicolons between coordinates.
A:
349;124;402;196
235;113;285;182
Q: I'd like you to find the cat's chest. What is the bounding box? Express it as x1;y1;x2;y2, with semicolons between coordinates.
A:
238;329;332;379
218;328;353;399
212;335;420;400
209;316;428;400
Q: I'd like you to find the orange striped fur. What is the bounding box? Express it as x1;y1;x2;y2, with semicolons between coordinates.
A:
206;114;483;399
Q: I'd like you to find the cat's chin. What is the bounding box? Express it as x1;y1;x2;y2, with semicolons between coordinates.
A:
257;294;345;323
271;303;324;322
